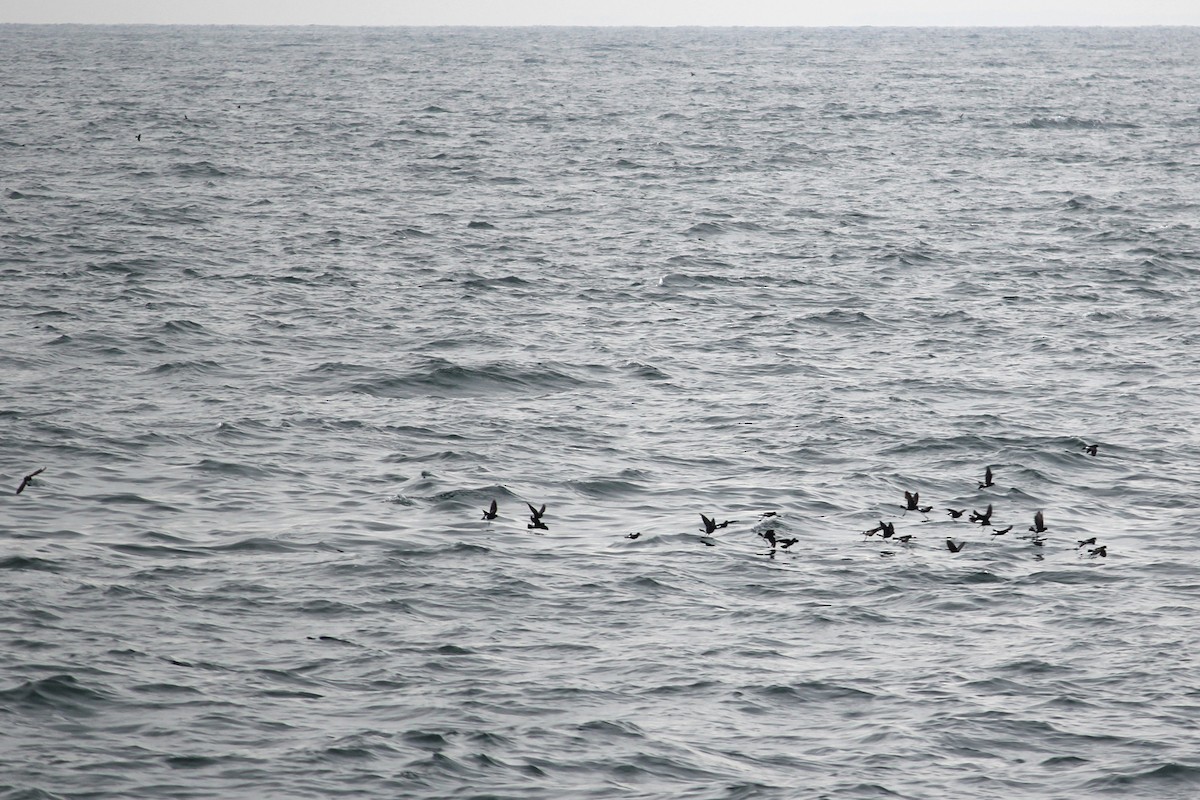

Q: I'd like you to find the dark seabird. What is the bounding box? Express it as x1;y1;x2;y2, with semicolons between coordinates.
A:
528;519;549;531
862;521;885;537
761;511;778;518
880;521;896;539
778;537;799;549
1084;444;1099;456
1028;510;1047;534
625;532;641;540
1077;537;1097;548
15;467;45;495
760;529;777;547
136;133;141;141
991;525;1013;536
946;538;966;553
896;534;914;543
700;514;731;534
481;499;498;521
1088;545;1107;558
979;466;994;489
969;504;993;526
947;508;966;519
903;491;920;512
527;502;548;530
916;505;933;515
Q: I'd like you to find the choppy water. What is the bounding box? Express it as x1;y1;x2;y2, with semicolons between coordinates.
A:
4;24;1200;799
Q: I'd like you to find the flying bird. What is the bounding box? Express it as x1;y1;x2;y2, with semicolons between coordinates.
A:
969;504;993;526
481;499;498;520
903;491;920;511
15;468;45;495
946;538;966;553
700;514;731;534
1088;545;1107;558
979;466;994;489
527;502;548;530
1029;511;1047;534
1084;444;1099;456
947;508;966;519
991;525;1013;536
625;532;641;540
778;537;799;549
880;521;896;539
1077;537;1097;548
760;529;777;547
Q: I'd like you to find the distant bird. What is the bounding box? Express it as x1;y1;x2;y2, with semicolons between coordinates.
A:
527;502;548;530
761;511;778;518
946;538;966;553
1029;510;1047;534
15;468;45;495
481;499;498;521
1084;443;1099;456
916;505;933;515
778;537;799;549
880;521;896;539
947;508;966;519
1077;537;1097;548
979;466;994;489
896;534;914;543
136;133;141;141
700;514;731;534
625;532;641;540
1088;545;1107;558
903;491;920;511
702;539;715;547
969;504;993;526
760;529;777;547
863;521;885;537
991;525;1012;537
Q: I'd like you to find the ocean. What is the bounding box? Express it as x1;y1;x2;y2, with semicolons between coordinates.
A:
3;24;1200;799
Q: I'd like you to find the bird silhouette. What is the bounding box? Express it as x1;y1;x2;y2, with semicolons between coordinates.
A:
969;504;993;526
527;503;548;530
1084;444;1099;456
979;466;994;489
946;538;966;553
947;508;966;519
15;468;45;495
700;514;731;534
481;499;498;520
1088;545;1107;558
991;525;1013;536
625;532;641;540
1077;537;1097;548
1029;510;1047;534
903;491;920;511
880;521;896;539
760;529;777;547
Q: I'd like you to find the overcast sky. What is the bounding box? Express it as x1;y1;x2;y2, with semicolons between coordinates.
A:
3;0;1199;26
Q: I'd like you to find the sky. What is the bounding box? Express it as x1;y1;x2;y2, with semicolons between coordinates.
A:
2;0;1198;26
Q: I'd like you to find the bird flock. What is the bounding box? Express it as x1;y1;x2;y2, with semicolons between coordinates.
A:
477;443;1109;559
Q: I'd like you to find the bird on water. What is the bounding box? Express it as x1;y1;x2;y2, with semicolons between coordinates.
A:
778;537;799;549
15;468;45;495
1077;537;1097;548
1029;510;1047;534
700;514;731;534
1084;444;1099;456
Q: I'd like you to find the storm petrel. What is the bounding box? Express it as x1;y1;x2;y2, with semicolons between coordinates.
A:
481;499;498;520
979;466;994;489
947;508;966;519
15;468;44;495
945;538;966;553
1084;444;1099;456
1028;511;1047;534
1077;537;1097;548
969;504;993;526
903;491;920;512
